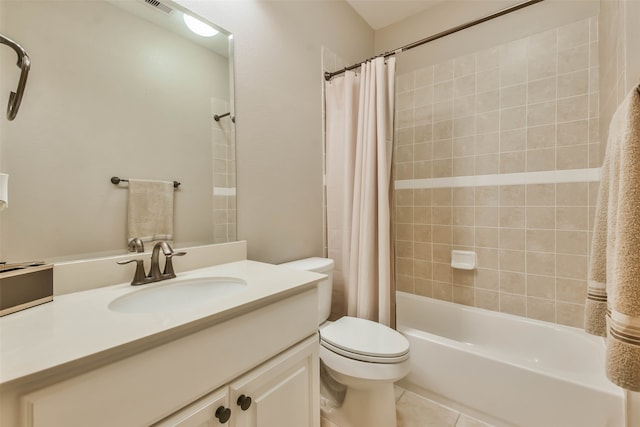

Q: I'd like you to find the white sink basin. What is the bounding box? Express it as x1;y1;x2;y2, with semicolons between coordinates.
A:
108;277;247;314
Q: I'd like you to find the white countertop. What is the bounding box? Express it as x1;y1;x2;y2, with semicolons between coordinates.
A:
0;260;324;385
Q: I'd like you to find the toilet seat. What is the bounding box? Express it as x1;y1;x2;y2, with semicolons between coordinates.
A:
320;316;409;364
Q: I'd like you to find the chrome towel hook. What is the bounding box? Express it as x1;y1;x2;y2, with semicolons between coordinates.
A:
0;34;31;121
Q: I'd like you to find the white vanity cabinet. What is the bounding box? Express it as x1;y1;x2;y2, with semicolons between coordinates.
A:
10;287;320;427
156;336;318;427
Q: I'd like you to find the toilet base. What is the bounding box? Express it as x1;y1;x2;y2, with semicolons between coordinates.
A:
321;382;397;427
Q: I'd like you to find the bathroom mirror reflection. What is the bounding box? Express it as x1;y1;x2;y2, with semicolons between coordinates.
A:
0;0;236;262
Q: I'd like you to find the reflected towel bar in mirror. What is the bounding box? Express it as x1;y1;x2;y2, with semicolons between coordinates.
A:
110;176;180;189
213;112;235;123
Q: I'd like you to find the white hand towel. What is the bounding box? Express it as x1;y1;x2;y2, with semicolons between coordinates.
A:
127;179;174;244
0;173;8;211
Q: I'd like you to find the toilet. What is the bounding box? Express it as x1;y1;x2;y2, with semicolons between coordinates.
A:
280;257;410;427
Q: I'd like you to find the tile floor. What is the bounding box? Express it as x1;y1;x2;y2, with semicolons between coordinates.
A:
321;386;494;427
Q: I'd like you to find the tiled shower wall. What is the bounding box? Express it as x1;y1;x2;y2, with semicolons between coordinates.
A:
393;17;599;328
212;98;237;244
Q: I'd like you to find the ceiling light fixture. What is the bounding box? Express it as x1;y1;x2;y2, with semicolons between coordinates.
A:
183;14;218;37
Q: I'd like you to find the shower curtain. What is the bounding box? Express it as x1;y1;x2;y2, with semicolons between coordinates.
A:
325;56;396;327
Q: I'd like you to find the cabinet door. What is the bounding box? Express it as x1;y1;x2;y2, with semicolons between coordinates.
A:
230;335;319;427
154;387;231;427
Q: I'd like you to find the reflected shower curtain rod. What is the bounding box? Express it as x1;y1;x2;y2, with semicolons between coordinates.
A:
324;0;544;81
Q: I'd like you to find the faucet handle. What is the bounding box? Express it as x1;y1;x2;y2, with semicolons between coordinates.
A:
163;251;186;277
117;259;147;286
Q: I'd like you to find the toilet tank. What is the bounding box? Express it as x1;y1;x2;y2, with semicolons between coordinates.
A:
279;257;334;325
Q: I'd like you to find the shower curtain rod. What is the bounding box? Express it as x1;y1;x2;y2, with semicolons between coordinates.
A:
324;0;544;81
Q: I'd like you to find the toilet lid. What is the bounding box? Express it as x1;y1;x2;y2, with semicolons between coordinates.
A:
320;317;409;363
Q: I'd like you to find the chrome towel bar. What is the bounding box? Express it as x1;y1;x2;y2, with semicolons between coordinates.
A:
111;176;181;189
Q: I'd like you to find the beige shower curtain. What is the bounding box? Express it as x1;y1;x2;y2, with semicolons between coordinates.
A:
325;56;396;327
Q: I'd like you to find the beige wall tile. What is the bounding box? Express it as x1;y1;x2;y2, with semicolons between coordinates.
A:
501;59;527;87
556;254;587;280
432;158;453;177
500;270;526;294
527;125;556;150
527;274;556;299
413;205;430;224
434;59;454;82
454;116;475;138
476;133;500;154
453;285;475;305
556;206;589;230
500;293;526;316
454;75;476;98
434;120;453;140
432;225;452;244
453;206;475;226
527;148;556;171
476;46;500;72
415;278;434;297
557;144;588;169
433;262;452;283
453;136;475;157
475;186;499;206
558;19;589;50
526;184;555;206
500;185;525;206
476;289;500;311
500;249;526;273
397;274;414;293
453;157;475;176
476;90;499;113
475;154;500;175
557;70;589;98
528;77;556;104
476;268;500;290
557;44;589;74
415;66;434;88
556;302;585;328
556;182;588;205
454;95;475;118
500;152;526;174
475;227;499;248
527;297;556;322
453;187;475;206
414;242;432;261
557;120;589;146
453;226;475;246
527;101;556;127
526;229;555;252
476;206;500;227
433;244;452;263
433;281;453;301
500;106;526;131
500;129;526;152
557;95;589;122
414;188;431;206
526;206;555;229
500;206;526;228
556;277;587;304
414;259;433;279
527;251;555;276
452;269;475;286
501;84;527;108
476;111;499;134
414;224;432;242
500;228;525;250
476;247;499;269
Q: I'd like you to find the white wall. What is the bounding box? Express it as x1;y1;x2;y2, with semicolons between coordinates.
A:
176;0;374;263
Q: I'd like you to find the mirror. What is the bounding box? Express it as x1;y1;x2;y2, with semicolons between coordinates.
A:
0;0;236;263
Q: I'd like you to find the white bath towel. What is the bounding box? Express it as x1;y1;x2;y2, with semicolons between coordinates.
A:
586;85;640;392
127;179;174;244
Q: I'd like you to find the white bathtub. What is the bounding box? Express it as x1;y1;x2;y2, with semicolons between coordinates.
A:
396;291;624;427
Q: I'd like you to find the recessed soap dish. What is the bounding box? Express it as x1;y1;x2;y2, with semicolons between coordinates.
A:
451;250;477;270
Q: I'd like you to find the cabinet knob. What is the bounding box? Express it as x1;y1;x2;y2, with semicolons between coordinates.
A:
237;394;252;411
215;406;231;423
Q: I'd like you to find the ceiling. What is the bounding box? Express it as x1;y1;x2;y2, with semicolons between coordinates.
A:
346;0;446;30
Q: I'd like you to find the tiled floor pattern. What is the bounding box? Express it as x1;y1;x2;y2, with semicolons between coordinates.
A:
321;386;494;427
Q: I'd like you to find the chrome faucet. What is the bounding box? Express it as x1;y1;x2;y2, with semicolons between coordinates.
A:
117;241;186;286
